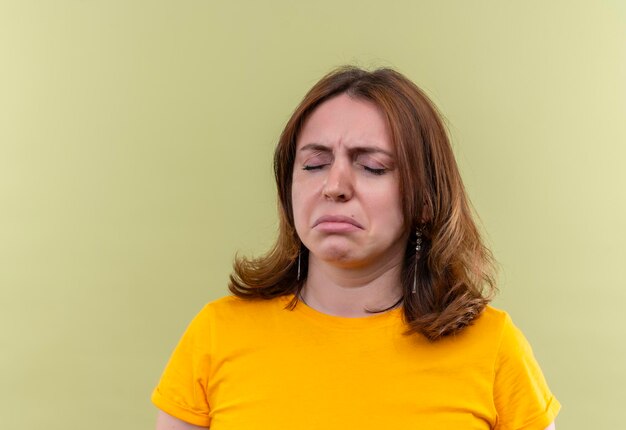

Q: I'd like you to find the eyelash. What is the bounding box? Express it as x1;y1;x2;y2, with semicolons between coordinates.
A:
363;166;387;175
302;164;387;175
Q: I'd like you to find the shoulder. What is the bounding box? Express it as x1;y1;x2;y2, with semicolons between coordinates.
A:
471;305;532;353
475;304;511;324
205;294;288;313
438;305;524;361
196;294;291;327
464;304;513;340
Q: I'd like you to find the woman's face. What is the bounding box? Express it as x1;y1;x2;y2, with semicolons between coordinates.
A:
291;93;408;269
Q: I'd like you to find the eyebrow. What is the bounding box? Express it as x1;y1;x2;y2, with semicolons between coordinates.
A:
299;143;394;158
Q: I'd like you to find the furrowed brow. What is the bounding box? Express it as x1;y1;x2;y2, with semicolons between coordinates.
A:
299;143;393;158
349;146;394;158
299;143;331;152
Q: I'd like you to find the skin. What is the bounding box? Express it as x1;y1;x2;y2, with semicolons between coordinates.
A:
155;411;208;429
154;92;556;430
291;93;408;316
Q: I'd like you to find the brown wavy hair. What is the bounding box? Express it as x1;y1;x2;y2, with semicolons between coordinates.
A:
229;66;497;340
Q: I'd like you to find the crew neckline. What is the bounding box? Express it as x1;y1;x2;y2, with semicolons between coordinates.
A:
280;293;404;329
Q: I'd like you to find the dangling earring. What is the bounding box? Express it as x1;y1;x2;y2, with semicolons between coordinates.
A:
297;251;301;281
412;227;423;294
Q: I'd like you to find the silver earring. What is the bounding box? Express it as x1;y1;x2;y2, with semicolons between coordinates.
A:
297;252;301;281
412;227;423;294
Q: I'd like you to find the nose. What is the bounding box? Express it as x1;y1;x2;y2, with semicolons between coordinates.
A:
322;159;354;202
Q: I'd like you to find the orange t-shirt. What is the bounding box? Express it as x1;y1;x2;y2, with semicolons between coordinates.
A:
152;294;560;429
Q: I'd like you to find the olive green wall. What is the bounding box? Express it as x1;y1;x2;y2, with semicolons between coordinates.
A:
1;1;624;428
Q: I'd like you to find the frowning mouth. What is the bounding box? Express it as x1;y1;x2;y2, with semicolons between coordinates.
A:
312;215;364;230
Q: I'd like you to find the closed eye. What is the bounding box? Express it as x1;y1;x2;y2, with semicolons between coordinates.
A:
362;165;387;175
302;164;327;171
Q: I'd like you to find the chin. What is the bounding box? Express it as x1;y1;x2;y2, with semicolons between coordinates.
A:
321;249;354;262
314;246;366;267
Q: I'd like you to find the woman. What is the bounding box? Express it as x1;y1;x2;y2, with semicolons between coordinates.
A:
152;66;560;429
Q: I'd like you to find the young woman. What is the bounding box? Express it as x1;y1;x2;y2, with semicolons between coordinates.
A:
152;66;560;429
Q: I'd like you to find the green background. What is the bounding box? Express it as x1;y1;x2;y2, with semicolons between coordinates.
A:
1;1;624;428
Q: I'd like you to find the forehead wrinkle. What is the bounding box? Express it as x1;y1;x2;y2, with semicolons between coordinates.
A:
298;143;333;153
298;142;393;158
347;145;394;158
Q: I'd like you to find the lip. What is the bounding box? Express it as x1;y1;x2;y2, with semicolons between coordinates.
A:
312;215;364;230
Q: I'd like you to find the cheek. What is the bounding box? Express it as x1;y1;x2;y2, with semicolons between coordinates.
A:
290;181;309;229
385;178;404;220
291;175;317;213
368;186;404;227
291;193;301;221
368;178;401;207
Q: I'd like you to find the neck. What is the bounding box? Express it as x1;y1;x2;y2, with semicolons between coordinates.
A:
300;254;404;317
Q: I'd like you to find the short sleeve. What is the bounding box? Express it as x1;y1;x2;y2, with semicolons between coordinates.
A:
151;304;213;427
493;313;560;430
